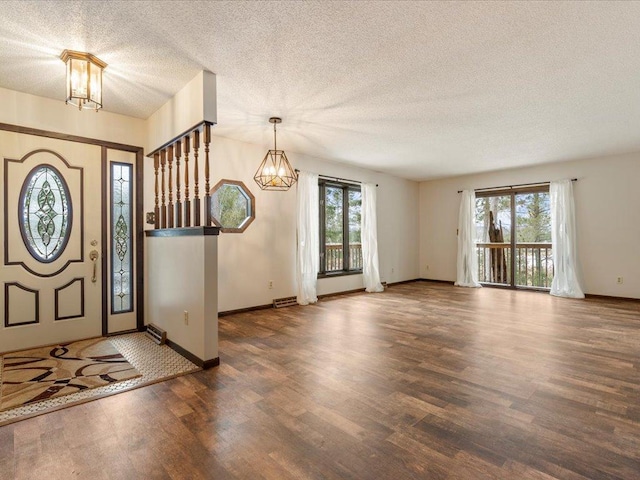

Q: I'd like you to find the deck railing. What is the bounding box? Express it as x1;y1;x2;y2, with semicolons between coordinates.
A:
476;242;554;288
325;243;363;271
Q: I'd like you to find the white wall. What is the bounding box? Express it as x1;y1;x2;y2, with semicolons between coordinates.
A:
144;134;420;312
146;71;216;153
419;153;640;298
0;87;419;316
146;234;218;362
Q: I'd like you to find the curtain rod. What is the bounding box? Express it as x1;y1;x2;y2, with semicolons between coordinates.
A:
457;178;577;194
295;169;378;187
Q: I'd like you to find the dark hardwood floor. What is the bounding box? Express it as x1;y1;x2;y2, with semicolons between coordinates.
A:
1;281;639;479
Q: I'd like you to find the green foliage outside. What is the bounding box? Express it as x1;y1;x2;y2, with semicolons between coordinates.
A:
516;193;550;243
325;187;344;244
348;190;362;244
515;192;552;287
324;187;362;270
475;192;553;288
212;184;250;229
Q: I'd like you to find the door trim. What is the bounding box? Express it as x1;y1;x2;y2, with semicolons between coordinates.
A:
0;123;144;335
101;147;108;335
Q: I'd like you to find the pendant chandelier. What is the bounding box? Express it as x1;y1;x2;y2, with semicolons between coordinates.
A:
253;117;298;191
60;49;107;111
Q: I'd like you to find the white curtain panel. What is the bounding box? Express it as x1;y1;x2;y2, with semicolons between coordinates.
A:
455;190;481;288
550;180;585;299
361;182;384;293
296;171;320;305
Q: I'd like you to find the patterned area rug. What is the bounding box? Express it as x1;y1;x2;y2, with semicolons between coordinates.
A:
0;333;201;426
0;337;141;411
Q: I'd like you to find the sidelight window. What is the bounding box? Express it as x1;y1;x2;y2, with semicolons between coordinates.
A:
111;163;133;313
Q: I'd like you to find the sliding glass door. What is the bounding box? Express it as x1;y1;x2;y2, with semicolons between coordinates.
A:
475;187;553;289
475;194;512;285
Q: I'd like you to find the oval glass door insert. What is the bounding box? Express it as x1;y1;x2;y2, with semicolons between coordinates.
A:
19;164;73;262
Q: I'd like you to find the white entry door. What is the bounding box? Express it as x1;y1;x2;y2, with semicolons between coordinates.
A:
0;130;138;353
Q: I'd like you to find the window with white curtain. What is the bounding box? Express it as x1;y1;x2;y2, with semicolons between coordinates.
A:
318;180;362;276
474;186;553;289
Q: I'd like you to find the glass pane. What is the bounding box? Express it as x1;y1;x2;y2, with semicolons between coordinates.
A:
325;186;343;272
111;163;133;313
348;189;362;270
475;195;511;284
211;184;252;229
515;192;553;288
70;58;88;97
20;165;72;262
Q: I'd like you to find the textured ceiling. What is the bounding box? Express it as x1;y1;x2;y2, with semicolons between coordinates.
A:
1;1;639;181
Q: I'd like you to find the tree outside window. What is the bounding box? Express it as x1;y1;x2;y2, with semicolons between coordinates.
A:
209;179;255;233
475;188;553;288
319;181;362;275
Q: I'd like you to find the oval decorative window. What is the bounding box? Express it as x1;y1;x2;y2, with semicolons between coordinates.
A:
19;164;72;263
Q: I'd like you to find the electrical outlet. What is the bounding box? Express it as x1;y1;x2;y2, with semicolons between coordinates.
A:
391;268;395;274
426;265;430;271
269;280;273;289
183;310;189;325
617;277;624;284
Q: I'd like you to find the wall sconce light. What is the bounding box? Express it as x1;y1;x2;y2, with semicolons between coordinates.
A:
60;49;107;111
254;117;298;191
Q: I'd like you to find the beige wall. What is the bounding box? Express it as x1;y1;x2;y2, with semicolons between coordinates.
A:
419;153;640;298
1;87;419;318
0;87;145;147
8;85;636;312
144;134;421;312
146;234;218;362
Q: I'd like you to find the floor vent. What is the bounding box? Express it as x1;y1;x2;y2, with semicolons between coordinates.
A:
146;323;167;345
273;296;298;308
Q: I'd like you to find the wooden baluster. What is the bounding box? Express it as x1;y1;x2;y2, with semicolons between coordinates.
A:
153;153;160;229
183;135;191;227
175;139;182;228
167;145;174;228
204;124;211;226
193;130;201;226
160;149;167;229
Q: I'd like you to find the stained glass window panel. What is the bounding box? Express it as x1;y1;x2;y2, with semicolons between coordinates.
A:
19;165;72;262
111;163;133;313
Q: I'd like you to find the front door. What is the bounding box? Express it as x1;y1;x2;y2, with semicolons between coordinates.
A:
0;129;139;353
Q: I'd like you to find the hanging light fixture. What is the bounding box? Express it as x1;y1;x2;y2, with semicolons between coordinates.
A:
60;49;107;111
254;117;298;191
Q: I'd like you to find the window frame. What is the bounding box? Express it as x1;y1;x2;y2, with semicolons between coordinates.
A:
318;179;362;278
209;179;255;233
475;184;551;290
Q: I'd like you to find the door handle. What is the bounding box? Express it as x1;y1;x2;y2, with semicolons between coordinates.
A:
89;250;99;283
